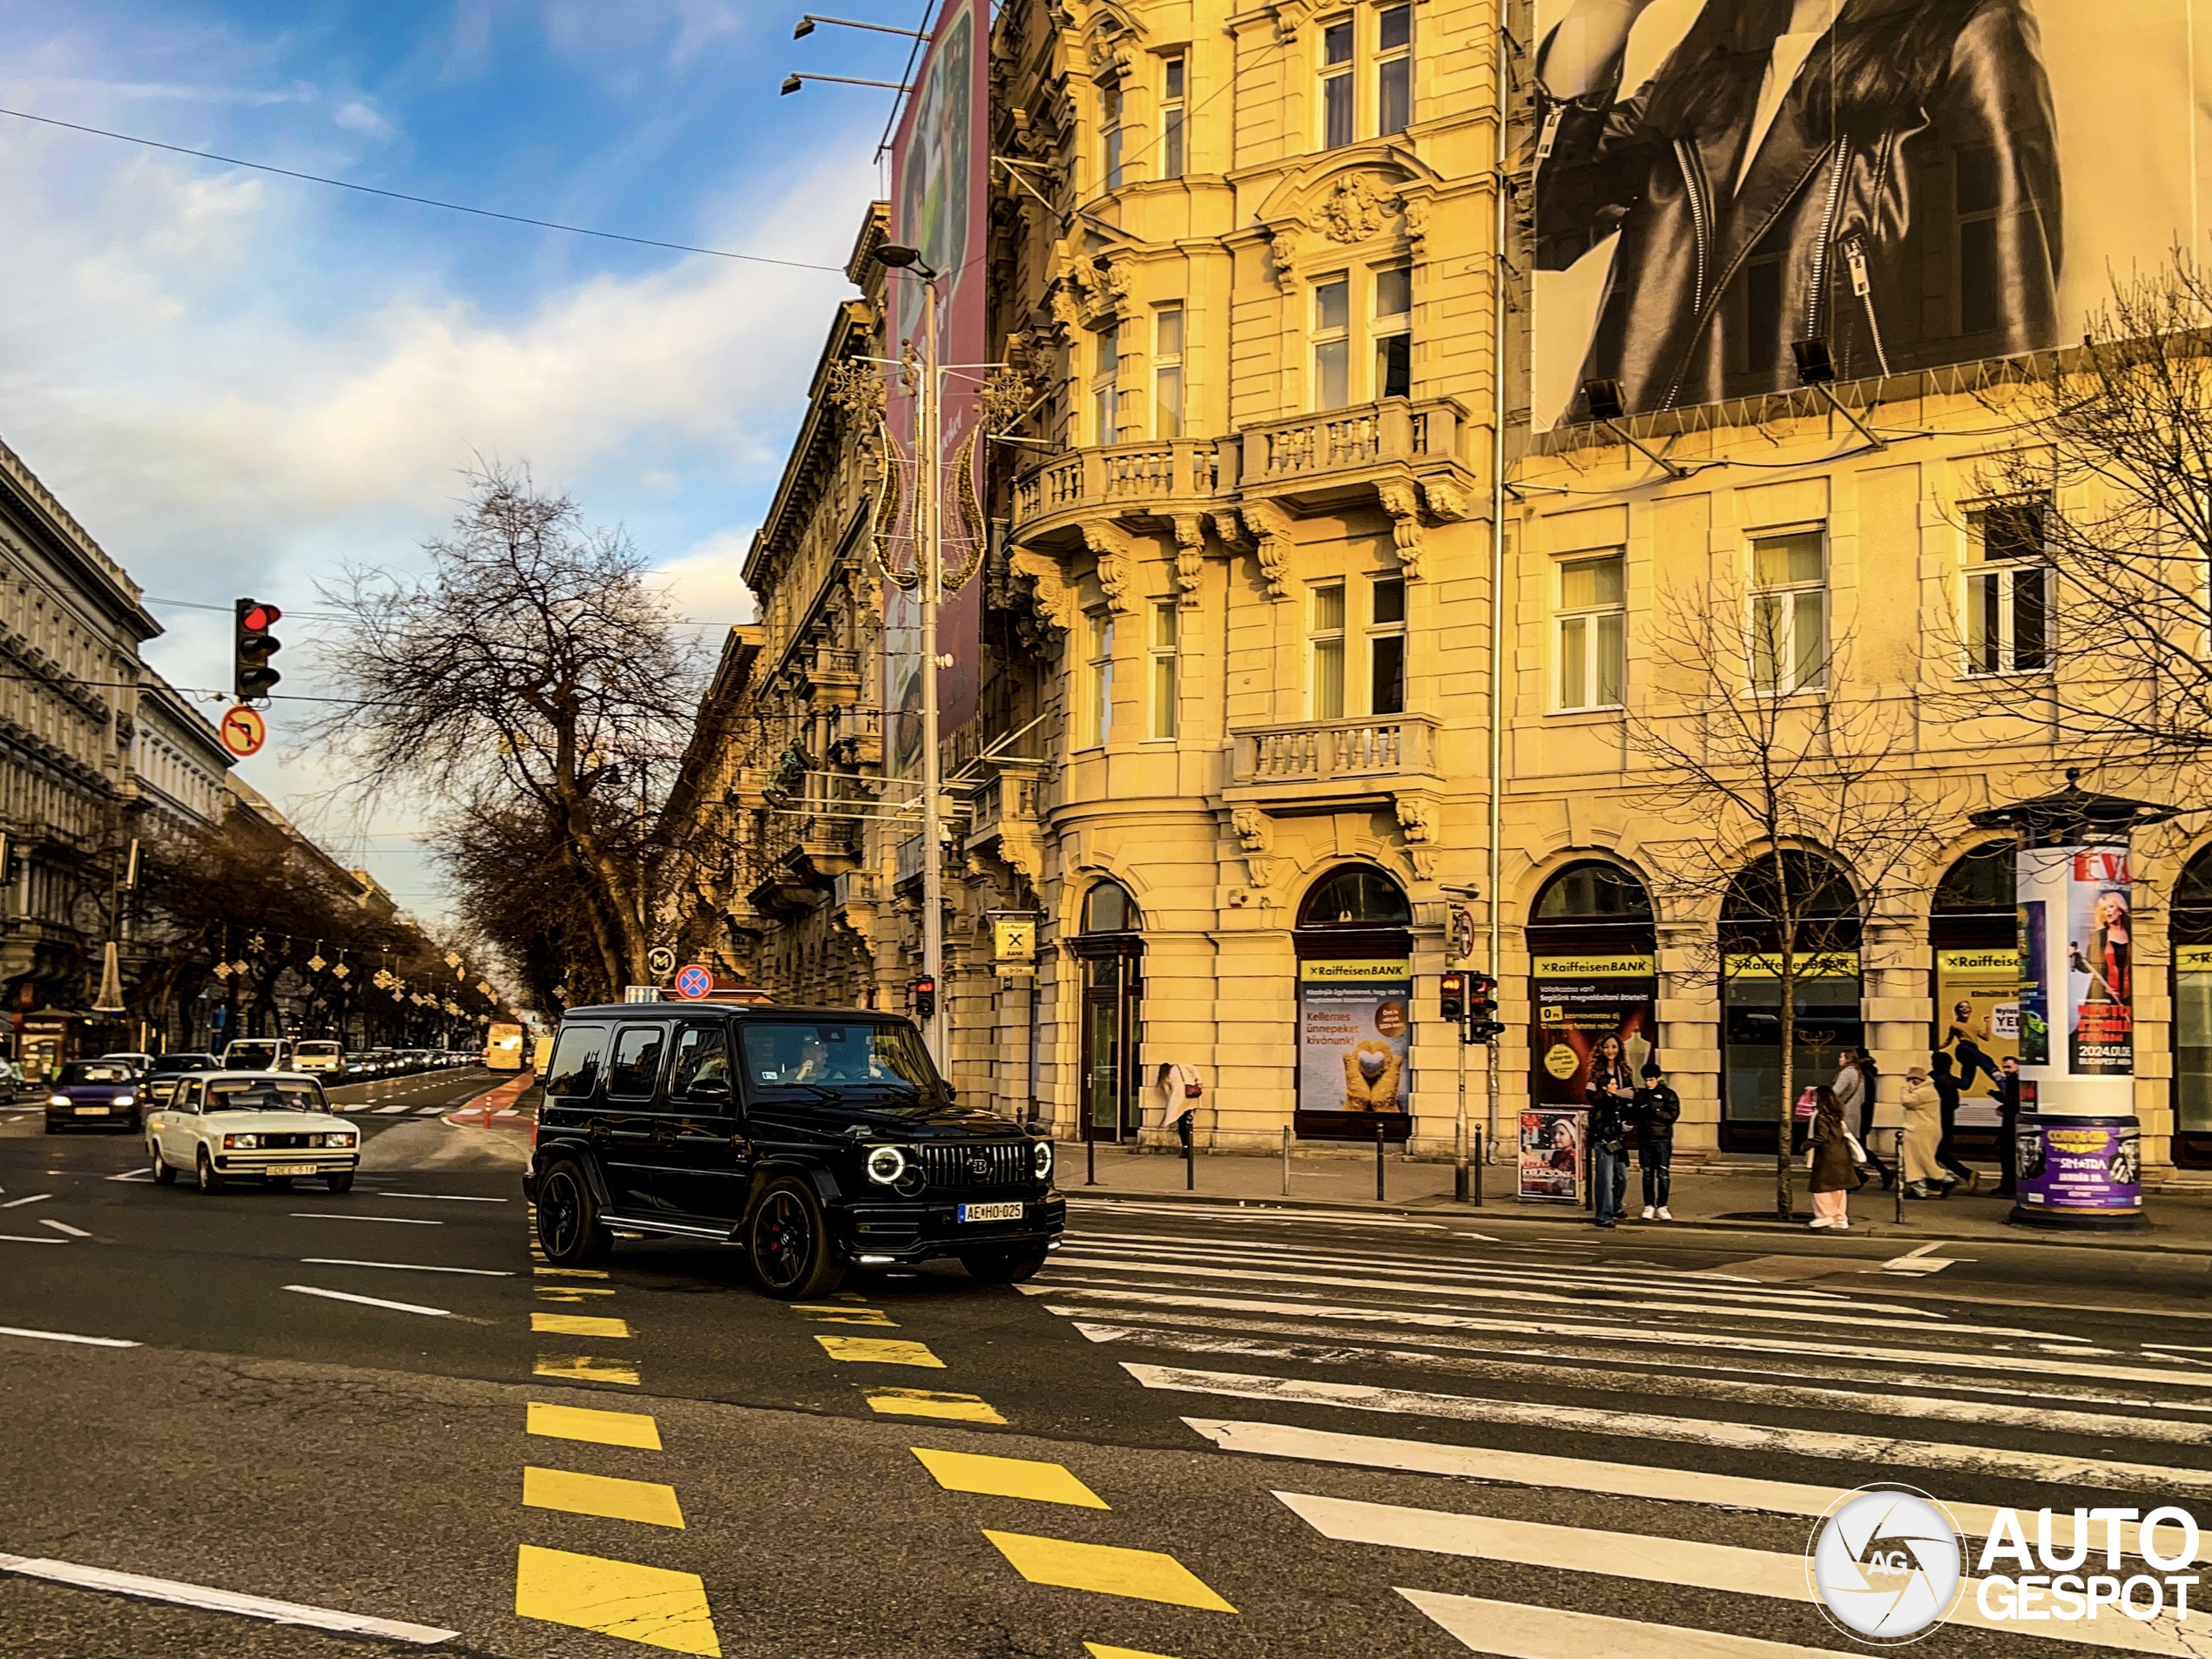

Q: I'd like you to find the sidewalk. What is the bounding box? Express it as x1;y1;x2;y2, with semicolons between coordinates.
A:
1051;1139;2212;1253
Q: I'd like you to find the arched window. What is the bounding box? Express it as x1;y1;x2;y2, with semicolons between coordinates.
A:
1720;850;1862;1152
1082;880;1139;934
1534;860;1654;921
1933;840;2016;915
1298;866;1411;928
1721;850;1856;933
1527;861;1658;1115
2176;846;2212;1163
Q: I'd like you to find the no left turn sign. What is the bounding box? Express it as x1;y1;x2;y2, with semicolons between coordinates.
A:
219;705;266;759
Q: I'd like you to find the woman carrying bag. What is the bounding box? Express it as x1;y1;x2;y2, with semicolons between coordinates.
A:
1900;1063;1948;1197
1807;1083;1857;1231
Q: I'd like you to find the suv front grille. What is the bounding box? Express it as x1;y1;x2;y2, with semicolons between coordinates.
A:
916;1142;1030;1192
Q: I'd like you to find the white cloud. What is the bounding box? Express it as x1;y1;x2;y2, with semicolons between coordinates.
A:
330;98;392;139
656;528;759;630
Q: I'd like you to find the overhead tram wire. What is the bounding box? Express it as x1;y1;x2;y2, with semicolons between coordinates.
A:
0;105;847;273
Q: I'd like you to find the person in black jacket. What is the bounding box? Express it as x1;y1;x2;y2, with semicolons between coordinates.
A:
1929;1049;1977;1191
1993;1054;2022;1198
1631;1062;1681;1220
1586;1036;1635;1228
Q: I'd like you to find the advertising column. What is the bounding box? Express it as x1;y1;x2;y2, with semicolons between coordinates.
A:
2013;844;2141;1223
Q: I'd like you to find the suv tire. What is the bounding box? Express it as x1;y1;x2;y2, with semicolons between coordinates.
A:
961;1246;1049;1285
747;1177;843;1300
536;1160;612;1267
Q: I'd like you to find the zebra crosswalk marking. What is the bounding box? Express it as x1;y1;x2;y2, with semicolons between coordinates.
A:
1398;1589;1864;1659
1281;1492;2189;1656
1124;1363;2212;1497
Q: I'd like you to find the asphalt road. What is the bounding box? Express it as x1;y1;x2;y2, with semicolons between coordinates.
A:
3;1082;2209;1657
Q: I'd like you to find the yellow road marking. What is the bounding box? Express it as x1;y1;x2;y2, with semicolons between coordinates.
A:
535;1353;640;1386
981;1532;1235;1613
1086;1647;1182;1659
537;1286;617;1304
528;1401;662;1450
533;1312;632;1338
912;1447;1107;1508
535;1265;610;1279
523;1466;685;1528
792;1303;897;1325
865;1389;1007;1425
815;1335;943;1367
515;1544;719;1656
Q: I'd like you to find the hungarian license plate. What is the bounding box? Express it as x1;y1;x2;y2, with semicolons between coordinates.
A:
264;1163;318;1177
958;1201;1024;1224
72;1105;107;1116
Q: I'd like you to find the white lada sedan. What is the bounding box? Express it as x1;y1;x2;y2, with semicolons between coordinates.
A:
146;1070;360;1194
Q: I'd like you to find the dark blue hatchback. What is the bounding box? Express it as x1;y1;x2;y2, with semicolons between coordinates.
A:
43;1060;144;1134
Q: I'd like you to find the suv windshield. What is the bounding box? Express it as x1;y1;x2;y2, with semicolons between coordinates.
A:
57;1062;134;1086
206;1079;325;1113
739;1022;935;1095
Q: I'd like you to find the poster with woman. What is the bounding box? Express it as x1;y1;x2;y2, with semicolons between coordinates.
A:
1530;954;1656;1107
2066;853;2133;1076
1295;960;1413;1142
1519;1109;1587;1202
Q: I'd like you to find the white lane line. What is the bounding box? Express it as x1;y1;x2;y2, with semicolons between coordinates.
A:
0;1234;64;1245
378;1193;509;1204
1074;1318;2212;1445
371;1103;413;1116
0;1554;455;1644
1062;1197;1452;1231
1046;1251;2063;1339
0;1325;138;1347
1399;1588;1849;1659
104;1169;154;1183
415;1106;444;1116
287;1213;442;1226
283;1285;450;1318
37;1219;89;1239
1125;1364;2212;1497
1285;1495;2187;1656
1041;1283;2210;1390
1191;1419;2212;1568
301;1258;514;1276
0;1193;52;1208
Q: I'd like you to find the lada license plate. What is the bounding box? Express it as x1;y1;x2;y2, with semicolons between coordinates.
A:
72;1105;107;1116
264;1163;318;1177
958;1202;1024;1224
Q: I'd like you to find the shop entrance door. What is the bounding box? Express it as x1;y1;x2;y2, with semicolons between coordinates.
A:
1080;950;1140;1141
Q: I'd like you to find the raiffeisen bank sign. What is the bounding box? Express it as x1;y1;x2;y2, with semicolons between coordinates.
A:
1807;1487;2204;1643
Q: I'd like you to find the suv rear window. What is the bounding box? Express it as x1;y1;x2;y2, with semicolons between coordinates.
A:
739;1022;934;1093
544;1026;609;1097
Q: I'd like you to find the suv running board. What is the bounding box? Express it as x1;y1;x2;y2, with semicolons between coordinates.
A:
599;1213;740;1244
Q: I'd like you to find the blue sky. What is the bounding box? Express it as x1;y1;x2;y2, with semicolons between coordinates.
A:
0;0;934;914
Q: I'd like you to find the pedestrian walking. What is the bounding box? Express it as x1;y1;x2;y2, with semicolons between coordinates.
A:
1153;1062;1201;1150
1994;1055;2022;1198
1807;1084;1855;1230
1586;1037;1634;1229
1630;1061;1678;1220
1832;1049;1891;1188
1900;1062;1947;1197
1929;1050;1977;1191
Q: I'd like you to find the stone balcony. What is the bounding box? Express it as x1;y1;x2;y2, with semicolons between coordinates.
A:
1226;397;1471;511
1009;437;1222;546
797;646;865;706
1223;711;1444;810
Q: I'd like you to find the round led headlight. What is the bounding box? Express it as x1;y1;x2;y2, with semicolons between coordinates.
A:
865;1144;907;1186
1032;1139;1054;1180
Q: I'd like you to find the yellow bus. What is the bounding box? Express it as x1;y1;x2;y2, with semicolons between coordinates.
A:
484;1022;525;1071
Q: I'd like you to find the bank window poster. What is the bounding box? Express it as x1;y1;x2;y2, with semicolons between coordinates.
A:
1530;954;1656;1106
1935;948;2020;1128
884;0;988;779
2178;945;2212;1134
1295;960;1413;1142
1532;0;2212;429
1520;1109;1586;1203
2065;848;2133;1076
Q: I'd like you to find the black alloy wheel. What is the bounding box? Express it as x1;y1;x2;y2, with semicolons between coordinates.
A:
536;1161;611;1267
747;1177;843;1300
961;1246;1049;1285
195;1149;225;1194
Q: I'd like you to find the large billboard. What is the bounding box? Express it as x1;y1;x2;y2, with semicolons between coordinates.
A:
886;0;988;772
1533;0;2212;428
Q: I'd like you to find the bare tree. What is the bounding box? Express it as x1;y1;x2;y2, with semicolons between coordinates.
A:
311;466;702;995
1625;581;1949;1218
1946;258;2212;787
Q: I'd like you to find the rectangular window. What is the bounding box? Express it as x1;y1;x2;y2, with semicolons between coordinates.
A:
1965;502;2049;674
1554;552;1626;710
1370;576;1406;716
1377;4;1412;135
1162;56;1186;178
1150;601;1179;739
1749;529;1827;692
1086;612;1116;747
1103;81;1124;190
1321;19;1354;149
1372;264;1412;399
1093;321;1120;443
1314;275;1350;408
1154;306;1184;439
1311;582;1346;718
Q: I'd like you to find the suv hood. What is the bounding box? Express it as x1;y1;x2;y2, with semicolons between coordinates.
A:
750;1093;1028;1139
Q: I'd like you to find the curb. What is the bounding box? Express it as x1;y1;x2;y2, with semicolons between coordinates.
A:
1061;1184;2212;1257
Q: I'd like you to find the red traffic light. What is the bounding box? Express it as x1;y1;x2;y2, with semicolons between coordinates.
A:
242;603;281;632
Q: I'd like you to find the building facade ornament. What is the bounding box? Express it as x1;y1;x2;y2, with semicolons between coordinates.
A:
1238;500;1295;600
1078;519;1134;613
1171;514;1207;606
1375;480;1424;578
1318;174;1400;244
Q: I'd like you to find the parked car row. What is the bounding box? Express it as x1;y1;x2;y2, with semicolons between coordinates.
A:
34;1039;477;1133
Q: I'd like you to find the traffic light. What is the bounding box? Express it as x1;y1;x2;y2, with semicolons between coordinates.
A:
234;598;282;701
1466;973;1502;1042
913;974;936;1021
1440;970;1466;1023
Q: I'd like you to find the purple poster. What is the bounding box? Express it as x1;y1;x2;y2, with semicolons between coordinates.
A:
2014;1119;2141;1217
